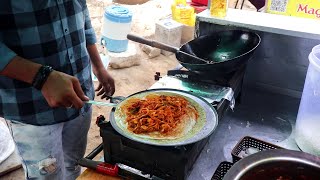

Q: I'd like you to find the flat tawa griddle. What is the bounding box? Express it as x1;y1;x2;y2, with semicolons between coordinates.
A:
109;88;218;146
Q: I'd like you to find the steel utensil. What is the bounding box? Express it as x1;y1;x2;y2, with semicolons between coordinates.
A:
85;100;118;107
224;149;320;180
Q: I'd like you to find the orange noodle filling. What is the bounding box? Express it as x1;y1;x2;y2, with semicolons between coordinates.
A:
122;95;199;134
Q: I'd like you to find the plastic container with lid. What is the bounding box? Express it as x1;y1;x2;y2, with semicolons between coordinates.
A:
101;5;132;53
295;44;320;156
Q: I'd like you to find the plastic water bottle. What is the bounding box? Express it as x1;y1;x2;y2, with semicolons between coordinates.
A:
295;45;320;156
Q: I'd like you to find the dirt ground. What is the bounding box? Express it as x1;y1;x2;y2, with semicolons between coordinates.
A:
0;0;180;179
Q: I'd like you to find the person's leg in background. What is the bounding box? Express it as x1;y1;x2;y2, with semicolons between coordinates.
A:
6;121;65;180
62;108;92;180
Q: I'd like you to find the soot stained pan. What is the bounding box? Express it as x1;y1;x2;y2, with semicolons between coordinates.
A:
108;88;218;146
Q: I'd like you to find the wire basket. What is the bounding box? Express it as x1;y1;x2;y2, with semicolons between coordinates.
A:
211;161;233;180
231;136;284;163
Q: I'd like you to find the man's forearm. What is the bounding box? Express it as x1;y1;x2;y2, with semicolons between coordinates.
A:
0;56;41;84
87;44;105;75
1;44;103;84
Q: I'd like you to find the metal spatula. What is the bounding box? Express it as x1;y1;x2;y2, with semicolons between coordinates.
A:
85;100;118;107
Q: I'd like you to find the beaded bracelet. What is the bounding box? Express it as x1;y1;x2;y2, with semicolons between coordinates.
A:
32;65;53;90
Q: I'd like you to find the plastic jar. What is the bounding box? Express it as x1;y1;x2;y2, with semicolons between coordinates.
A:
171;4;195;26
295;45;320;156
101;5;132;53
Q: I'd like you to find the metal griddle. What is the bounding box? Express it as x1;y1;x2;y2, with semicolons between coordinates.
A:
109;88;219;146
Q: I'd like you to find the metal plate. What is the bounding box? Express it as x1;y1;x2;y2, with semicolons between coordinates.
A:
109;88;218;146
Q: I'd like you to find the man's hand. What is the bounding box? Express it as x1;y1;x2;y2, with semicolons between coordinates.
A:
0;56;88;109
86;44;115;99
41;71;89;109
95;68;115;99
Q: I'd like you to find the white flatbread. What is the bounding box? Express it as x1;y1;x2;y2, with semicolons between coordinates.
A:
115;93;205;140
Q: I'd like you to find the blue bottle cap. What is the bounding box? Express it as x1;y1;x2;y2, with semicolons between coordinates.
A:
104;5;133;23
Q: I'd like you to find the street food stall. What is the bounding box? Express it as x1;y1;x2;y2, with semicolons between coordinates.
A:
77;1;320;179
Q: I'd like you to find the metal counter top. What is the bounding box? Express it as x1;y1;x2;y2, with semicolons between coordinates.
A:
188;87;301;180
196;9;320;40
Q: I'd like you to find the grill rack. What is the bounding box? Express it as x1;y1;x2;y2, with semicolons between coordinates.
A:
231;136;284;162
211;161;233;180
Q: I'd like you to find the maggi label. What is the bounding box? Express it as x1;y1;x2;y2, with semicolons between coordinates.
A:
267;0;320;20
294;3;320;18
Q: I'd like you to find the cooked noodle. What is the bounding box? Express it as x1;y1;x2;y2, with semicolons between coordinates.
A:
122;95;199;134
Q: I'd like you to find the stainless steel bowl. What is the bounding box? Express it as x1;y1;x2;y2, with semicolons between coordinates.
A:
224;149;320;180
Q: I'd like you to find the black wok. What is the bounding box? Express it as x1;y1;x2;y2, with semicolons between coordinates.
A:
127;30;261;75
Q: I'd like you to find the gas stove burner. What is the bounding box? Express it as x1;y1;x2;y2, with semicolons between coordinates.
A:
166;70;234;87
99;120;208;180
